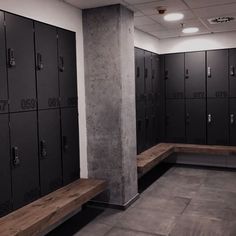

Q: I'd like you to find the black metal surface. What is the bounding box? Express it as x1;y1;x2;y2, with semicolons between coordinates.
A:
38;109;62;196
185;51;206;98
10;111;39;210
58;29;77;108
207;50;228;98
230;98;236;145
35;22;59;110
61;108;80;185
186;99;206;144
229;49;236;98
207;98;229;145
5;13;36;112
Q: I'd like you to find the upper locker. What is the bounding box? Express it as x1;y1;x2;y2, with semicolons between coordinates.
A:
0;12;8;114
229;49;236;98
185;51;206;98
165;53;184;99
207;50;228;98
58;29;77;108
5;13;36;113
35;22;59;110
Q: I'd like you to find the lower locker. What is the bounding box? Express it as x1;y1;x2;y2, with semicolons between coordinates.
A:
61;108;80;185
186;99;206;144
136;119;145;154
207;98;229;145
230;98;236;145
10;111;40;210
38;109;62;196
165;99;185;143
0;114;11;217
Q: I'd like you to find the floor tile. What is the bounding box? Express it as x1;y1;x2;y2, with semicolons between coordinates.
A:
116;207;176;235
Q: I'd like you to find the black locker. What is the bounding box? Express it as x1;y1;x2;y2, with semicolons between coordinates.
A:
185;51;206;99
230;99;236;145
35;22;59;110
61;108;80;185
207;50;228;98
58;29;77;108
0;12;8;114
10;111;39;210
5;13;36;113
165;53;184;99
207;98;229;145
166;99;185;142
229;49;236;97
186;99;206;144
0;114;11;217
38;109;62;196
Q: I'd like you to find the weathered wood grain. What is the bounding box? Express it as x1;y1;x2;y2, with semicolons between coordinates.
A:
137;143;236;177
0;179;107;236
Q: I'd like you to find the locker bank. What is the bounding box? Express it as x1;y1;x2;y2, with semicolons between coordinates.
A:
0;0;236;235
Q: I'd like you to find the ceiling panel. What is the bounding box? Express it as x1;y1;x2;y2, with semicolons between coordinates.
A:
134;15;157;25
185;0;236;9
136;23;165;32
65;0;122;9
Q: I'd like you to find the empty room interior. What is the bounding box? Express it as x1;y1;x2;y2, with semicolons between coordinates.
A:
1;0;236;235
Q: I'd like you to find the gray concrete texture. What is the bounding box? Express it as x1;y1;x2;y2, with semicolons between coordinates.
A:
83;4;137;206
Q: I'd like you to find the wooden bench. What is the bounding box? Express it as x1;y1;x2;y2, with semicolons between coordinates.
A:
0;179;107;236
137;143;236;177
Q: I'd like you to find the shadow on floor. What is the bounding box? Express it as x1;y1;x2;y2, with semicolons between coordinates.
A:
47;206;105;236
138;163;174;193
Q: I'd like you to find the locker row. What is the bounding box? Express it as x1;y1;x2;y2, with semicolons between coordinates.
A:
135;48;161;154
0;107;80;217
164;49;236;99
0;11;77;114
165;98;236;146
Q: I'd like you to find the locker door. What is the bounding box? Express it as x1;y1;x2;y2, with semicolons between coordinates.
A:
207;98;229;145
145;51;152;95
185;52;206;99
0;12;8;114
61;108;80;185
136;118;145;154
38;109;62;196
207;50;228;98
35;22;59;110
186;99;206;144
58;29;77;108
166;99;185;143
165;54;184;99
5;13;36;112
229;49;236;97
10;111;39;210
230;99;236;145
0;114;11;217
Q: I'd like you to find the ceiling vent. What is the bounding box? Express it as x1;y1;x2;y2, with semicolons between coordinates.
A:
208;16;235;24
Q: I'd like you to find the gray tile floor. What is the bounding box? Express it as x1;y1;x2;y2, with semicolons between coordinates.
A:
48;165;236;236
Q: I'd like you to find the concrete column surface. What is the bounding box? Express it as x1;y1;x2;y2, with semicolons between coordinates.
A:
83;4;138;207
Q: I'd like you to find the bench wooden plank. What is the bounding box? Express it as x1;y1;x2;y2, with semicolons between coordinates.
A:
137;143;236;177
0;179;107;236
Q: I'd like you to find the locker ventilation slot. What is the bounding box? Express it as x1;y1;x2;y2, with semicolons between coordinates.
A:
208;16;235;24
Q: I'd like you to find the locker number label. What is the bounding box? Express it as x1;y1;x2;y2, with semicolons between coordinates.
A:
21;99;37;110
0;100;7;112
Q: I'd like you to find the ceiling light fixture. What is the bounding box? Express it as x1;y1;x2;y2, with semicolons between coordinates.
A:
164;13;184;22
182;27;199;34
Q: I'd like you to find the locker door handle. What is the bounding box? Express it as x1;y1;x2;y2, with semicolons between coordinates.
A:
59;56;65;72
207;67;211;78
40;140;47;158
37;53;43;70
230;66;235;76
8;48;16;67
208;114;212;124
185;69;189;79
12;147;20;167
186;113;190;124
63;136;69;151
144;68;148;78
165;70;168;80
137;67;140;77
230;114;235;125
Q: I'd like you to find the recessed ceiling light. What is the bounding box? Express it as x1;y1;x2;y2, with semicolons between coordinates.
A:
182;27;199;34
164;13;184;22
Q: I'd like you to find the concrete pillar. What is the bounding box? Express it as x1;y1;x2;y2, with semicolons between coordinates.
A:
83;4;138;208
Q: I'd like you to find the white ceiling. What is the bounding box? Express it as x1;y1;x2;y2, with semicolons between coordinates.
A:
64;0;236;39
